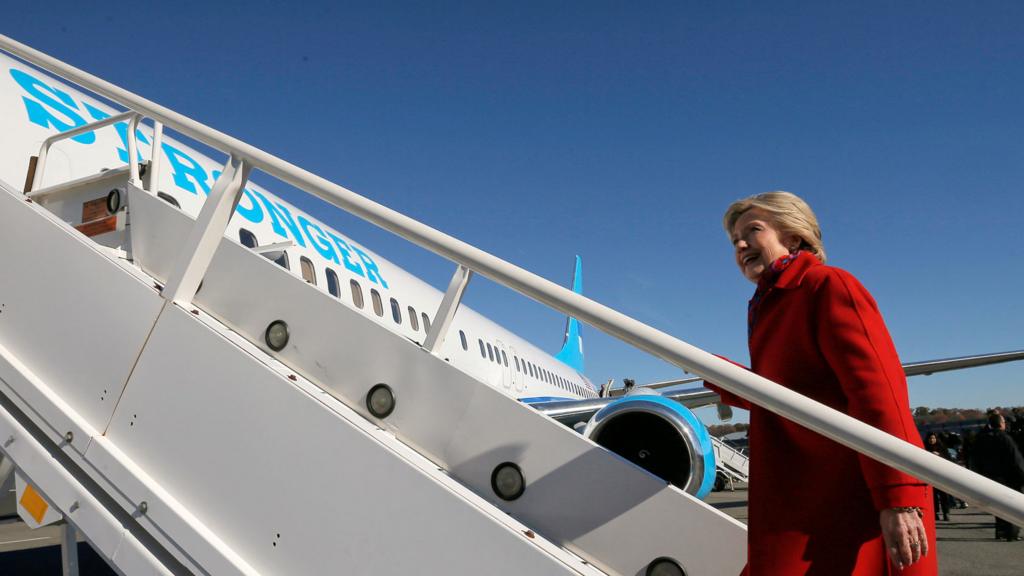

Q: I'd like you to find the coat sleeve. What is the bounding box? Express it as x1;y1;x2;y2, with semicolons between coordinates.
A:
812;269;928;510
702;355;753;411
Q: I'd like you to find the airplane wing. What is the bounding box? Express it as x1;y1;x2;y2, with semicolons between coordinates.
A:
901;349;1024;376
530;349;1024;425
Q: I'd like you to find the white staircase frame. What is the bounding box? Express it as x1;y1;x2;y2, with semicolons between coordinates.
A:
711;437;749;487
1;32;1021;534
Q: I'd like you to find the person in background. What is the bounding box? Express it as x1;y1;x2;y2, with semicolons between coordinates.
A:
1010;408;1024;452
707;191;936;575
924;433;951;521
970;412;1024;541
942;432;968;509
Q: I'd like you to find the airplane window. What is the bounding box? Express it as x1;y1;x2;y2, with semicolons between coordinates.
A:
408;306;419;331
350;280;364;309
390;298;402;324
459;331;468;351
300;257;317;285
478;339;486;358
421;313;431;333
157;191;181;208
371;289;383;317
326;268;340;297
486;343;494;362
267;251;289;270
238;228;258;248
528;363;535;378
514;356;520;372
501;350;508;367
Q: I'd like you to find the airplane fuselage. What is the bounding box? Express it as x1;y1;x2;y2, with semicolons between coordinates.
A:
0;55;596;404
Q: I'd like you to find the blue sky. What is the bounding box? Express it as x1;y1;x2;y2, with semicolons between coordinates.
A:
5;2;1022;424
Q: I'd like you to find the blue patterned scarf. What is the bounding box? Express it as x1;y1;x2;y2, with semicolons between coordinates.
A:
747;251;801;340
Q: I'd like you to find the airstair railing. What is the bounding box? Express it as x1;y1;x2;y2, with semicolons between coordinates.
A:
3;34;1022;526
27;110;142;193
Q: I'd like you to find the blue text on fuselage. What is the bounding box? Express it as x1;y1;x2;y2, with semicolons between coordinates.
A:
8;67;388;288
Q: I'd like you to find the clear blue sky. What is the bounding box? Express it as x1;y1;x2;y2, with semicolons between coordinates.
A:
6;2;1022;424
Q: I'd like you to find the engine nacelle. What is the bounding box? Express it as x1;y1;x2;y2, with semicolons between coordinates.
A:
582;391;716;499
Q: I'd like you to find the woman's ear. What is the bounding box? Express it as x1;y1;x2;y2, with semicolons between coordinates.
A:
784;234;801;253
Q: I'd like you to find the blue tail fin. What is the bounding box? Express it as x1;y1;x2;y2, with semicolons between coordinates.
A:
554;256;585;373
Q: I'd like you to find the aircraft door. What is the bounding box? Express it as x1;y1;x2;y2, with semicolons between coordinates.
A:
508;344;524;393
495;339;512;390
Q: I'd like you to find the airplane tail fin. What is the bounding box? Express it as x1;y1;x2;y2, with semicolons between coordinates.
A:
554;255;585;373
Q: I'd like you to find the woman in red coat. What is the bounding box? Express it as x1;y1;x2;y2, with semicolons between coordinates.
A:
710;192;937;575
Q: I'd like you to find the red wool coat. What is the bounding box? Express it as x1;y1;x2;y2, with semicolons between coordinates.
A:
709;252;937;575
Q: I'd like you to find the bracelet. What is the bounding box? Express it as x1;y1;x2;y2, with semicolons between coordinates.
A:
889;506;923;517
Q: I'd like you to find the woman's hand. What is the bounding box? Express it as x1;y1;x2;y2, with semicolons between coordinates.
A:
880;507;928;570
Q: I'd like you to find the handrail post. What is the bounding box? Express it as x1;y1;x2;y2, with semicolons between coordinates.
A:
423;265;472;355
127;114;142;186
162;154;251;305
148;121;164;194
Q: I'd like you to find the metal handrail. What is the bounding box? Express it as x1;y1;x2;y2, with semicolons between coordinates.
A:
29;110;139;192
3;34;1022;526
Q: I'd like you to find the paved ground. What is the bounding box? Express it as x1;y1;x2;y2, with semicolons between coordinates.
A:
707;485;1024;575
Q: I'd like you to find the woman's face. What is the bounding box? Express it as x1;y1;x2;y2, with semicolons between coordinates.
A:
927;434;937;445
731;208;798;283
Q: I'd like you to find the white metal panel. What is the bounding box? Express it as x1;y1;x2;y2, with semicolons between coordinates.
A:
0;384;174;575
124;186;190;285
0;185;165;450
104;304;589;576
83;436;257;576
127;185;747;575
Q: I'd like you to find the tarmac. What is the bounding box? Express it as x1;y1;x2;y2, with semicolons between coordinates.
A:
707;483;1024;576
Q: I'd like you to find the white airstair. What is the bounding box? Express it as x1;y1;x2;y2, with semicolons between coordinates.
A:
2;35;1024;576
0;39;746;576
711;438;749;490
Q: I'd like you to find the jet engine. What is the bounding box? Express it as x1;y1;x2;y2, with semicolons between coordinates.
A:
582;390;716;499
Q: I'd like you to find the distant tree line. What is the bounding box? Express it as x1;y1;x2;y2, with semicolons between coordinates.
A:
709;423;749;437
912;406;1022;426
708;406;1023;437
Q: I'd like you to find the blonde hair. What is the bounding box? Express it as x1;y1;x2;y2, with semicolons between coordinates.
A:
723;191;826;263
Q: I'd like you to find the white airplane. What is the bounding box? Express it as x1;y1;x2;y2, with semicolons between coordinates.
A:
2;49;1022;507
